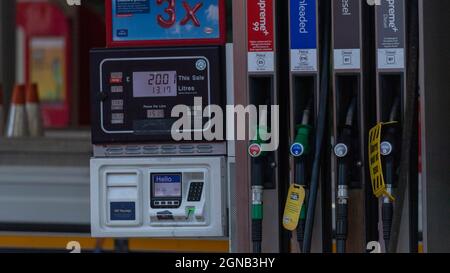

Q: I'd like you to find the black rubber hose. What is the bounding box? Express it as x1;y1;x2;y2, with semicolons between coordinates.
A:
382;202;393;252
302;0;332;253
336;202;348;253
335;99;356;253
252;219;263;253
388;0;419;253
251;158;263;253
297;218;306;248
382;99;399;252
295;158;306;247
335;162;348;254
295;158;306;186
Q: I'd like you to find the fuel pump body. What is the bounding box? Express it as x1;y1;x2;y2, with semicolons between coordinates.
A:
90;157;227;237
331;0;376;252
288;0;324;252
89;46;229;238
90;1;230;240
90;47;224;144
246;0;281;253
375;0;418;253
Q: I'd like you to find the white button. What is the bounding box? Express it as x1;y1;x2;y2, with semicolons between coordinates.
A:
111;113;124;124
111;100;124;111
111;86;123;93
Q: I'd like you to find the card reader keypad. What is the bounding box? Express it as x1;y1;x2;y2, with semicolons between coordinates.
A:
188;182;204;202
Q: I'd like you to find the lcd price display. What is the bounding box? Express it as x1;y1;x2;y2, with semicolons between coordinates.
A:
133;71;177;98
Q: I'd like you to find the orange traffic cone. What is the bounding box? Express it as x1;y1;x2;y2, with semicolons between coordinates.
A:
6;84;28;137
0;85;4;135
26;83;44;137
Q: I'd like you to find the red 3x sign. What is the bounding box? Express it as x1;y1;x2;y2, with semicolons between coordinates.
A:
157;0;204;28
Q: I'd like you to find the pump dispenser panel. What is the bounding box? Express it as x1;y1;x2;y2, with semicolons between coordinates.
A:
90;47;224;144
91;157;226;238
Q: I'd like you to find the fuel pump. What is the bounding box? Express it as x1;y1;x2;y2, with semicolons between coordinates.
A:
333;98;356;253
373;0;419;253
246;0;281;253
331;0;376;253
287;0;325;252
89;0;230;240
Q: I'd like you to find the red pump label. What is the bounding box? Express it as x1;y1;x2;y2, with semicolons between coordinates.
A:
247;0;275;72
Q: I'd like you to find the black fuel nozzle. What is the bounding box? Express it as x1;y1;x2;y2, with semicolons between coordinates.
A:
334;98;356;253
381;97;400;252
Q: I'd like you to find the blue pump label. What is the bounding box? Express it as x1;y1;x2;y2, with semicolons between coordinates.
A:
110;202;136;221
290;143;305;157
290;0;318;72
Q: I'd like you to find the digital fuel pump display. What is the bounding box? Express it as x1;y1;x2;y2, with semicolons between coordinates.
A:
90;47;223;144
151;173;183;208
133;71;177;98
152;174;182;198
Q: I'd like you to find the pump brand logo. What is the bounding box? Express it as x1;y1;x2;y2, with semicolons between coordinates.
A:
171;97;280;153
385;0;399;32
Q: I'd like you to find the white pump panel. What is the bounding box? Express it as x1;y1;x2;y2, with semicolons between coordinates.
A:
90;156;227;238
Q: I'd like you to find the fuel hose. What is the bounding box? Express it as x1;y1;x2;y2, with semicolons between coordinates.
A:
302;0;332;253
334;98;356;253
381;97;400;252
291;101;312;248
388;0;419;253
249;126;269;253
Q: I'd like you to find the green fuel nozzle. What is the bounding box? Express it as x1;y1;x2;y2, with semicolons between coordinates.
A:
290;102;313;248
291;102;313;157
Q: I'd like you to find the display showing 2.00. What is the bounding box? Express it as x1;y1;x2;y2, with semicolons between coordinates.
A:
133;71;178;98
